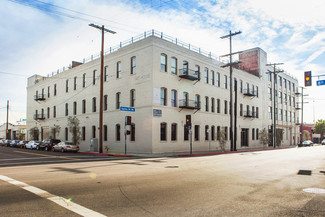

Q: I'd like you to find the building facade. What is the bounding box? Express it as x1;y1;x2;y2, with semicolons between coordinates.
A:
26;30;299;154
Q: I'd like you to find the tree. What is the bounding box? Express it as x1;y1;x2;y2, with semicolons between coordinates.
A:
29;127;39;140
218;127;227;152
50;125;61;139
314;119;325;140
303;130;310;141
275;129;284;147
259;128;269;147
67;116;81;146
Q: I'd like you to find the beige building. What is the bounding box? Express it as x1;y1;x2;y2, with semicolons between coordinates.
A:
0;123;26;140
26;30;299;154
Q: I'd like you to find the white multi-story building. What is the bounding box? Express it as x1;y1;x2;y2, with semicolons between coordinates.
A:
26;30;299;154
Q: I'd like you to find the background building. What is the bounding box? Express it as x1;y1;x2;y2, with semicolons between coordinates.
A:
26;30;299;154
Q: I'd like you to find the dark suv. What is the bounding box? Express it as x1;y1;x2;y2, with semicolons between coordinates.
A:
40;139;61;151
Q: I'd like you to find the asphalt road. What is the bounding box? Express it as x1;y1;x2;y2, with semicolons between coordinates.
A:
1;146;325;216
0;146;133;167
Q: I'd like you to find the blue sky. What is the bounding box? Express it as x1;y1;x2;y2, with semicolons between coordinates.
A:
1;0;325;125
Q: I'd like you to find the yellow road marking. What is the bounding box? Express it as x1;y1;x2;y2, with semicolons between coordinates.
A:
14;151;81;161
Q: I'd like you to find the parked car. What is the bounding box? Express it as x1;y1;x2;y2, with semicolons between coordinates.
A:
4;140;12;147
0;139;5;146
321;139;325;145
52;142;79;153
39;139;61;151
10;140;20;148
26;141;41;149
17;140;29;149
302;140;313;146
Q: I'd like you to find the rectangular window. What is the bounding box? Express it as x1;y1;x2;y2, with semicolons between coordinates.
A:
83;73;86;87
161;88;167;106
211;98;215;113
256;107;259;118
93;97;97;112
117;61;121;78
216;72;220;87
210;70;214;85
93;70;96;85
224;75;227;89
160;54;167;72
104;66;108;82
205;125;209;141
225;127;228;140
252;128;255;140
171;90;177;107
131;124;135;141
171;57;177;74
160;123;167;141
82;99;86;114
211;126;215;141
194;125;200;141
240;104;243;116
204;68;208;83
73;101;77;115
74;76;77;90
171;123;177;141
217;126;220;140
47;107;50;119
116;93;120;109
131;57;136;74
65;103;69;116
116;124;120;141
82;127;86;141
240;80;243;93
184;125;189;141
256;129;259;140
256;86;258;97
66;79;69;93
268;106;272;119
92;126;96;138
47;86;50;98
65;128;68;141
104;125;108;141
104;95;108;111
224;100;228;114
130;90;135;107
217;99;220;113
53;106;56;118
54;84;57;96
205;97;209;112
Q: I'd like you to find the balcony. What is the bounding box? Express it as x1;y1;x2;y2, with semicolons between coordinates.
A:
179;99;200;110
33;114;45;120
243;110;256;118
178;69;200;81
295;91;301;95
243;89;256;97
34;94;45;101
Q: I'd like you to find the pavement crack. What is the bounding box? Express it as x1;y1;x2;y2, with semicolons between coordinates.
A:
118;184;156;216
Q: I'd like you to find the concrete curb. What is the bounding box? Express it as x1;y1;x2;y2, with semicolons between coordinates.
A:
80;152;134;157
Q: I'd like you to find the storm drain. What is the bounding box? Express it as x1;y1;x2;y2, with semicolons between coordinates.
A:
303;188;325;194
297;170;312;175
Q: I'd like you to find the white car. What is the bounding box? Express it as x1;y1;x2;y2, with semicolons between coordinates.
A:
321;139;325;145
26;141;40;149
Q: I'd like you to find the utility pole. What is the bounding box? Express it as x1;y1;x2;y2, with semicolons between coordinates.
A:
6;100;9;140
89;23;116;153
267;63;283;148
221;30;242;151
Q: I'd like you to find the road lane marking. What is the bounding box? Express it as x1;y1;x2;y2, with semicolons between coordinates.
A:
14;151;81;161
0;174;107;217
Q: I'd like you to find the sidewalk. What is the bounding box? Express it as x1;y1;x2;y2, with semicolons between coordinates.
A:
81;146;295;158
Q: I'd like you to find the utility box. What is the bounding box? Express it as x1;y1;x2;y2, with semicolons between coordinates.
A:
90;138;98;152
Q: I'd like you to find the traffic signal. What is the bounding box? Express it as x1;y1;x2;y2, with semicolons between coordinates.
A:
126;116;132;125
305;71;312;86
186;115;191;127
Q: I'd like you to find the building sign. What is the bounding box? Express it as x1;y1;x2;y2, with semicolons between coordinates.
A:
120;106;135;112
153;109;162;117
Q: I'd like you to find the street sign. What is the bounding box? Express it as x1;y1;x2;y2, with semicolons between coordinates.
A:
316;80;325;86
120;106;135;112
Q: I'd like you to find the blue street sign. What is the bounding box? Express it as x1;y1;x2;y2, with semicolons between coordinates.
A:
120;106;135;112
317;80;325;86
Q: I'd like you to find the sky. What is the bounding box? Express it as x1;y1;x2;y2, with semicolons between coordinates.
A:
1;0;325;126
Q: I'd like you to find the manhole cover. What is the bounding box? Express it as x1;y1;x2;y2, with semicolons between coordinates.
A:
303;188;325;194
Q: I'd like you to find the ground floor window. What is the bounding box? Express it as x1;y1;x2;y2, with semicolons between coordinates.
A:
82;126;86;141
104;125;108;141
194;125;200;141
131;124;135;141
184;125;189;141
116;124;120;141
171;123;177;141
160;123;167;141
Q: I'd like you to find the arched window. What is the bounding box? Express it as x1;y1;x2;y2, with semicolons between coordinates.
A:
131;56;136;74
116;124;121;141
116;92;121;109
171;90;177;107
130;89;136;107
160;88;167;106
160;122;167;141
171;123;177;141
92;97;96;112
171;57;177;74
